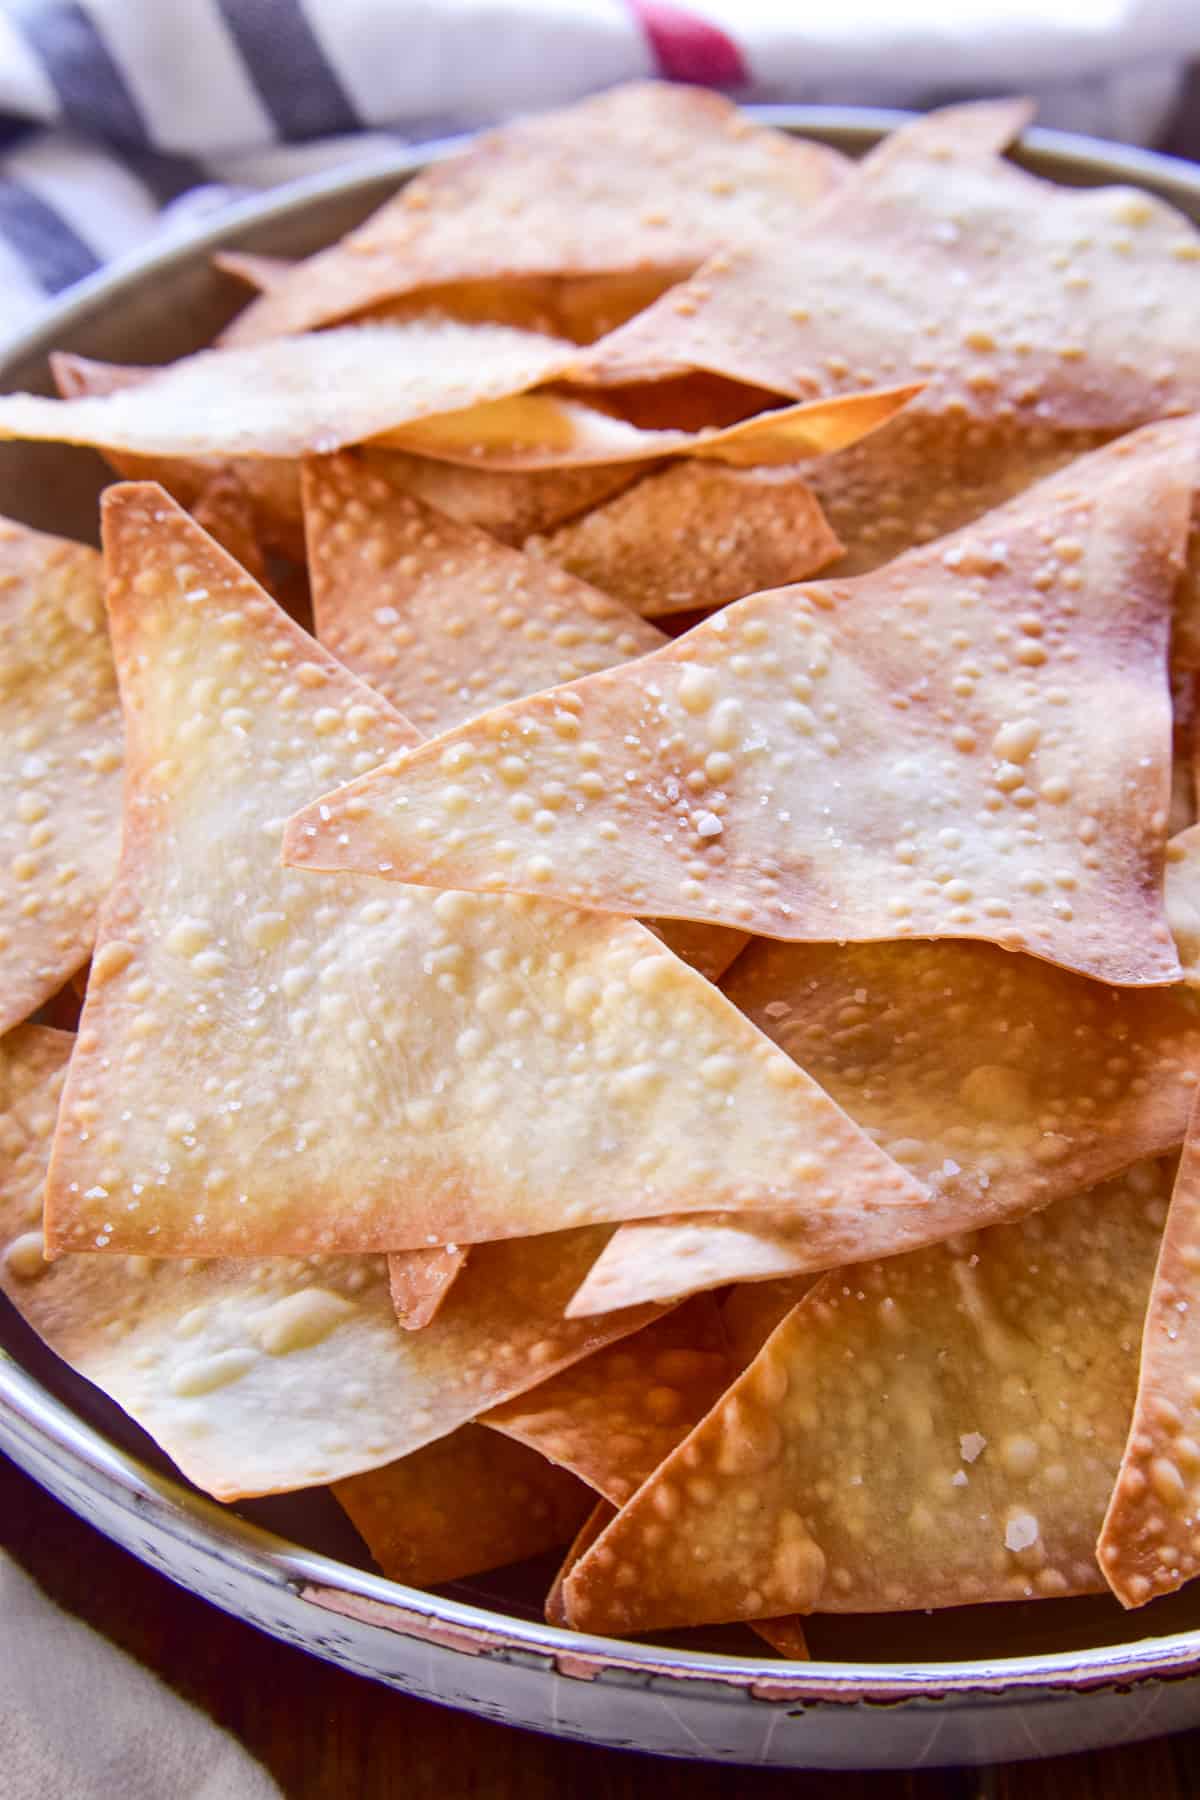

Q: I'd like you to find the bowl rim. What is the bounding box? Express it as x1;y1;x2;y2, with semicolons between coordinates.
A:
3;100;1200;1705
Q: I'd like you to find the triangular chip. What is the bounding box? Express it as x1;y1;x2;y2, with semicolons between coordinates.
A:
3;321;576;460
0;517;122;1035
290;425;1191;986
388;1244;468;1330
47;485;924;1258
563;1162;1170;1637
577;100;1200;432
384;384;922;472
566;931;1200;1314
365;451;640;546
304;454;746;980
1099;1103;1200;1607
304;453;664;734
796;411;1113;580
5;1184;659;1508
527;462;843;616
482;1295;730;1504
219;83;848;345
333;1424;591;1587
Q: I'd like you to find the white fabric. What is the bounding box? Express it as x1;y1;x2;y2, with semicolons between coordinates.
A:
0;1551;281;1799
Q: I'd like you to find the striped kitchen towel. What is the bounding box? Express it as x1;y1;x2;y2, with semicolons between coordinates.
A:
0;0;1197;342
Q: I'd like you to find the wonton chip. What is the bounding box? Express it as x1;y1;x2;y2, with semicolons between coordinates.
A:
368;451;639;546
388;1244;469;1330
52;353;306;561
1099;1103;1200;1607
188;473;268;586
0;517;122;1036
4;1109;661;1502
483;1296;731;1504
566;932;1200;1315
292;426;1191;986
219;83;848;346
47;485;924;1258
4;322;577;461
577;99;1200;432
527;462;843;616
304;453;664;734
304;454;746;980
333;1424;591;1586
563;1163;1170;1637
384;384;922;472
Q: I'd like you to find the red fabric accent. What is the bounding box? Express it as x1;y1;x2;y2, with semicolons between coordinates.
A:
627;3;747;88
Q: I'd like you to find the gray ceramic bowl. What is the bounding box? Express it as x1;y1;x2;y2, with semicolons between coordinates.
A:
3;107;1200;1770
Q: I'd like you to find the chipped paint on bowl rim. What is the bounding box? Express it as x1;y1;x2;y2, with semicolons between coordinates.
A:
2;106;1200;1767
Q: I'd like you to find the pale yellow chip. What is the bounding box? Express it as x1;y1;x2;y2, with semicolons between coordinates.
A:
527;462;843;616
305;452;745;981
52;353;307;561
219;83;848;345
47;485;924;1259
291;424;1191;987
565;930;1200;1316
1099;1103;1200;1607
0;1024;669;1499
2;321;576;460
0;516;122;1035
334;1423;591;1586
563;1162;1171;1637
483;1296;731;1504
576;100;1200;433
304;452;664;735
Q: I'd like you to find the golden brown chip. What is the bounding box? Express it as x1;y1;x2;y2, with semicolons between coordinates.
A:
366;451;640;546
219;83;848;346
304;453;745;981
569;930;1200;1315
483;1296;730;1504
546;1499;614;1627
527;462;843;616
188;473;269;586
0;516;122;1035
577;99;1200;433
47;484;924;1258
304;453;664;734
292;425;1191;987
334;1424;592;1586
388;1245;469;1330
563;1162;1171;1637
12;322;578;460
1098;1105;1200;1606
795;411;1112;580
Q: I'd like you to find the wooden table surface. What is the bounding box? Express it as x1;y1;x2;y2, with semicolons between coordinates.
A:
7;1450;1200;1800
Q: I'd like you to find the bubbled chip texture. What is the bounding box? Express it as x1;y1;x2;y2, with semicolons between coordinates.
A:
290;424;1191;987
563;1162;1170;1636
0;518;122;1035
46;484;925;1259
567;930;1200;1315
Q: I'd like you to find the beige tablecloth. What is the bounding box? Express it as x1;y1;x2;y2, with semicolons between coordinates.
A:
0;1552;280;1800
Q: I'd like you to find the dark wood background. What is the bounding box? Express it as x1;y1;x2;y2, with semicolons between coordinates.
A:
7;1452;1200;1799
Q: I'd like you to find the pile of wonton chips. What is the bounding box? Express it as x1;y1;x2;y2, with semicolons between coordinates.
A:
7;83;1200;1659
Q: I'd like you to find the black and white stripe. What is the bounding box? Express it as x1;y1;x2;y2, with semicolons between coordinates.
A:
0;0;1189;345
